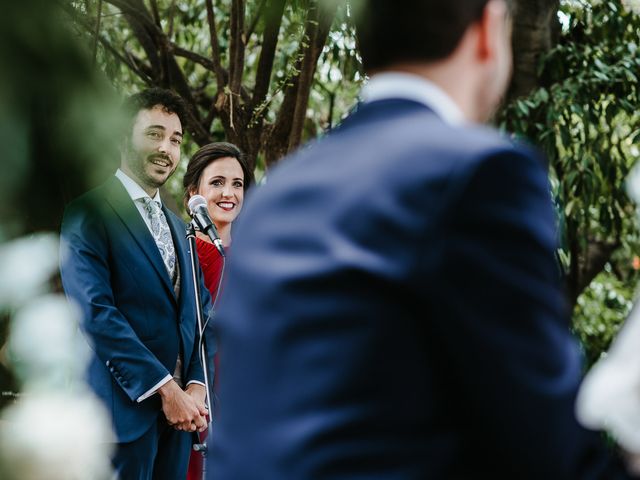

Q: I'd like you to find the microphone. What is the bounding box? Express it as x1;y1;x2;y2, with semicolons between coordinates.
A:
188;195;225;257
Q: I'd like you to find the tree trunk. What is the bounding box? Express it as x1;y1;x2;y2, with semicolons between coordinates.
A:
507;0;560;102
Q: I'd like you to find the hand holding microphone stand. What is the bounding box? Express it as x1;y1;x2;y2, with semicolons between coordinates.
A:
185;194;226;480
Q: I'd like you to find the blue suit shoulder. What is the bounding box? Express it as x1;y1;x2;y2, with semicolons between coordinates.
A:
273;100;545;184
61;181;115;238
63;177;118;217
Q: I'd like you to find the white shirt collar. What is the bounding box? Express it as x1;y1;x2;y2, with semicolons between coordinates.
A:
360;72;466;126
115;168;162;205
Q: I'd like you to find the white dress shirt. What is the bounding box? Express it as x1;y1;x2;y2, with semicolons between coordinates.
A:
360;72;466;126
115;168;163;235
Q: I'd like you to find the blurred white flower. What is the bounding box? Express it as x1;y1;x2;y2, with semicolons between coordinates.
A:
627;163;640;205
0;392;115;480
623;0;640;14
8;294;91;389
0;232;116;479
576;305;640;451
0;233;59;307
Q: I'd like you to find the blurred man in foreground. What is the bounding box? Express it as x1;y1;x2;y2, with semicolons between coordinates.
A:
209;1;634;477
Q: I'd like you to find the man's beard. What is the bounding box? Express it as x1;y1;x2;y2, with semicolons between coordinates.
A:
129;152;175;189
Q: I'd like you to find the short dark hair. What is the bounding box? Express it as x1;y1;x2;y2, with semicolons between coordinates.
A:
355;0;492;72
182;142;254;209
122;87;188;134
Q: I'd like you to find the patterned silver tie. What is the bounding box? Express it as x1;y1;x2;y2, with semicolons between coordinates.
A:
139;197;176;280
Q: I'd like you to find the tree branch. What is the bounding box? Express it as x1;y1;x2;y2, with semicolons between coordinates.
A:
264;1;336;165
121;47;154;82
205;0;226;91
204;101;220;131
251;0;286;111
167;0;177;40
507;0;560;101
105;0;162;80
287;1;336;152
171;43;216;70
61;2;153;82
245;0;267;41
148;0;161;26
106;0;211;144
92;0;104;65
572;238;620;305
105;0;155;27
170;43;251;104
108;40;154;83
229;0;246;96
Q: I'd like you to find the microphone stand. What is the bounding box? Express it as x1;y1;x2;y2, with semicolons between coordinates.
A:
185;221;215;480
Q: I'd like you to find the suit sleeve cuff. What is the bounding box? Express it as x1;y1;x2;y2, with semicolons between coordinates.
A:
136;374;172;403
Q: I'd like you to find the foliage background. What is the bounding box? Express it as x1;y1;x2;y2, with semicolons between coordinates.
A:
498;0;640;365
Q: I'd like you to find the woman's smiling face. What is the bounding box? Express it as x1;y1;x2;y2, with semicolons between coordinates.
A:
196;156;245;228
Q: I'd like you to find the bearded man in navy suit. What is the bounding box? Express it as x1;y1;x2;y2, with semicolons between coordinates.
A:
209;0;636;478
61;88;212;480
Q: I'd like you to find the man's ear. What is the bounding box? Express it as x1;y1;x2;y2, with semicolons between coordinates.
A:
476;0;509;61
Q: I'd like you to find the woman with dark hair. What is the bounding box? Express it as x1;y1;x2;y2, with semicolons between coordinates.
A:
183;141;254;294
183;141;253;480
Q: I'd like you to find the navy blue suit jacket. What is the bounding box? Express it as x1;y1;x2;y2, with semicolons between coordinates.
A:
61;176;212;444
209;99;630;478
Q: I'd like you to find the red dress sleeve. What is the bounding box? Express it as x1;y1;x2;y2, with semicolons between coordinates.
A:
195;237;225;301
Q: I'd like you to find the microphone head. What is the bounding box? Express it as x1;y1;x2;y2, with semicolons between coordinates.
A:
188;194;207;214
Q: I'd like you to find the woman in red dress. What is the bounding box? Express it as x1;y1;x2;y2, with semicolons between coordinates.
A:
182;142;254;480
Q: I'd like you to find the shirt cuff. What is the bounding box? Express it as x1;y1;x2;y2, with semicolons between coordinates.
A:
186;380;206;388
137;374;172;403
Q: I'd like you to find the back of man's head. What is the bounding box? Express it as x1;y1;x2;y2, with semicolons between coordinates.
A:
355;0;505;72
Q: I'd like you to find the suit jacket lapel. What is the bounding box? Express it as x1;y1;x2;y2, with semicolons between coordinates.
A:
103;176;176;300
